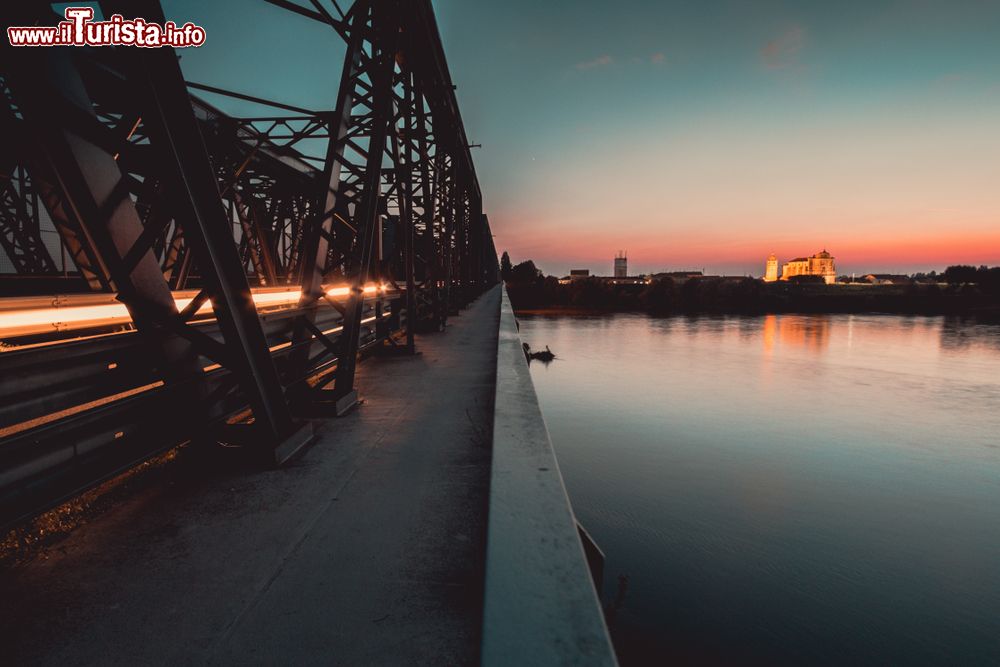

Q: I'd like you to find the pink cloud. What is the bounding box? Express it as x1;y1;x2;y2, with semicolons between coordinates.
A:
760;25;805;69
650;52;666;64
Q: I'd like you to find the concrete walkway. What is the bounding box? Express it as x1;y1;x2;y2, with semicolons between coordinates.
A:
0;286;501;666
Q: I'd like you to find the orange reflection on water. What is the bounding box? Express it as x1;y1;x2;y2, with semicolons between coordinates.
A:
762;314;831;354
763;315;776;354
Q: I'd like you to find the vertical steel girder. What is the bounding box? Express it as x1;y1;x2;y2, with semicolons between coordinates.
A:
102;0;304;449
392;67;418;352
0;163;58;276
285;0;404;409
0;0;498;445
3;45;180;325
327;0;400;401
0;84;58;276
232;191;279;286
0;69;111;290
1;39;218;471
283;0;378;409
1;2;307;456
261;0;502;413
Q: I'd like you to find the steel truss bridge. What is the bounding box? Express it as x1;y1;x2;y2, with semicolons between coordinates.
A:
0;0;499;529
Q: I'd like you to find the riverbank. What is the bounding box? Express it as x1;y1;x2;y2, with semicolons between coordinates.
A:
508;277;1000;319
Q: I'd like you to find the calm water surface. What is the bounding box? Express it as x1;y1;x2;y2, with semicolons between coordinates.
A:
518;313;1000;665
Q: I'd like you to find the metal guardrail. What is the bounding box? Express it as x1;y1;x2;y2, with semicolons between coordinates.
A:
1;0;501;525
481;286;618;666
0;294;403;530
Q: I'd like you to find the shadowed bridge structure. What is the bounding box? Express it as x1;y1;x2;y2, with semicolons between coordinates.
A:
0;1;615;664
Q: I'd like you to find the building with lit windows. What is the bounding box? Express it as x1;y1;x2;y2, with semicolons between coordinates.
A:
764;250;836;284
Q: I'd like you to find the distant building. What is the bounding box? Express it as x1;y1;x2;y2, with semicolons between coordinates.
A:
558;269;591;284
764;254;779;282
776;250;836;285
557;274;648;286
614;251;628;278
559;263;649;286
601;276;647;286
651;271;703;284
864;274;912;285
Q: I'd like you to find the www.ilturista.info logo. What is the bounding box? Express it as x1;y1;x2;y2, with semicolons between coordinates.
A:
7;7;206;48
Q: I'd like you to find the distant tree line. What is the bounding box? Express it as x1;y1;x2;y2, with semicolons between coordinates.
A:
941;265;1000;295
501;254;1000;317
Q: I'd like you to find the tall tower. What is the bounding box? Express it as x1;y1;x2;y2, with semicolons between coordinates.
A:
764;253;778;282
614;251;628;278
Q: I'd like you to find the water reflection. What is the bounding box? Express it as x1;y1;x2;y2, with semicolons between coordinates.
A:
518;313;1000;666
940;316;1000;352
762;314;831;354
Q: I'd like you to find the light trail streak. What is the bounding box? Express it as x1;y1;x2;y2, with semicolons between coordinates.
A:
199;312;388;373
0;284;388;339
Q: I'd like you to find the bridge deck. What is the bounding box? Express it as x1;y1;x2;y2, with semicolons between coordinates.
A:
1;287;501;665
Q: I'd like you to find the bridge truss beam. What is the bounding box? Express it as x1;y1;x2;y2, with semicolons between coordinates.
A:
0;0;498;528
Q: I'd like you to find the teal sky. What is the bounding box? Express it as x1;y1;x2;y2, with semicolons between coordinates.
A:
161;0;1000;276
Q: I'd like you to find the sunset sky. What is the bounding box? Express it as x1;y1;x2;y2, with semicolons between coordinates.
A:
433;0;1000;276
164;0;1000;277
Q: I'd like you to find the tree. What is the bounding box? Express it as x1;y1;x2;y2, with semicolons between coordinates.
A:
640;277;678;315
978;266;1000;297
943;265;978;285
509;259;542;285
500;251;512;281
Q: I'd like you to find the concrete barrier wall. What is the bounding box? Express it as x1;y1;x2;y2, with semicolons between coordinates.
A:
481;286;618;666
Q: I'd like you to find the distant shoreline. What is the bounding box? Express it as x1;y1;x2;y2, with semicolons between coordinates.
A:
513;307;629;316
507;278;1000;320
514;306;1000;318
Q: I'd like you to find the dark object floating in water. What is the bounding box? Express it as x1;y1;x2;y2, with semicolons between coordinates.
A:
523;343;556;363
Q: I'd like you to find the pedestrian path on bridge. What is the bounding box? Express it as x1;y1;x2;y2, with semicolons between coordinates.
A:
1;287;501;665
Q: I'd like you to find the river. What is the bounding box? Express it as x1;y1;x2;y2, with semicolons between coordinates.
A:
517;312;1000;665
